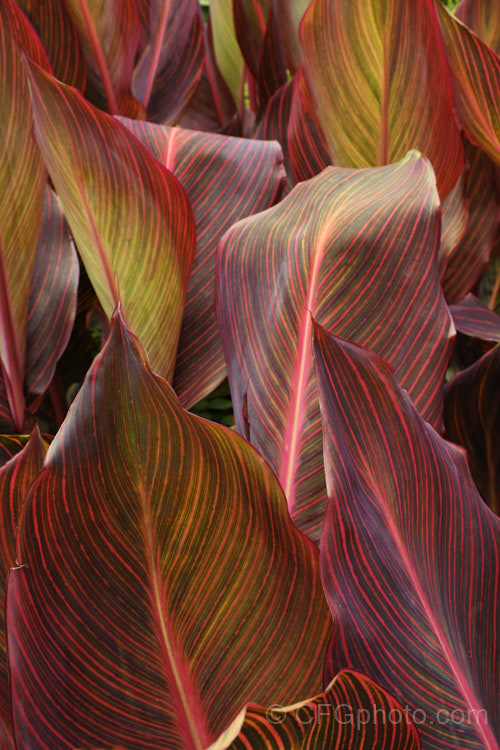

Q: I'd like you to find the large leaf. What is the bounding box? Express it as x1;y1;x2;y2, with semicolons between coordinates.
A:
274;0;310;73
210;670;419;749
299;0;463;199
6;312;331;750
314;323;500;750
255;80;295;193
436;2;500;167
216;152;453;542
119;118;285;406
449;294;500;343
60;0;141;115
456;0;500;57
210;0;245;109
24;59;196;383
132;0;204;123
0;1;50;431
444;344;500;514
0;430;45;749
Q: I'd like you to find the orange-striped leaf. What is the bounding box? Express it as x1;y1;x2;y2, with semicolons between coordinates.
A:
6;312;331;750
444;344;500;515
216;152;453;542
132;0;204;123
456;0;500;58
300;0;463;199
0;430;45;749
314;324;500;750
210;671;420;750
0;1;50;431
437;2;500;168
24;59;196;383
119;118;285;406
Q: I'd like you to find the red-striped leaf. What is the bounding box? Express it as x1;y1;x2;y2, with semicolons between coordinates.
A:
439;166;468;276
60;0;141;115
314;323;500;750
119;118;285;406
16;0;86;90
210;0;245;109
441;142;500;304
216;152;453;542
25;187;79;401
6;312;331;750
436;2;500;168
299;0;464;199
456;0;500;57
24;59;196;383
132;0;204;123
210;671;420;749
274;0;309;73
0;437;31;468
449;293;500;343
0;0;50;431
0;430;45;748
444;344;500;514
255;80;295;193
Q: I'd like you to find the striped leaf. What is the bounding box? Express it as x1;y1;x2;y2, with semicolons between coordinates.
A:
286;69;331;184
132;0;204;123
216;152;453;542
449;294;500;342
255;80;295;193
119;118;285;406
444;344;500;514
441;142;500;304
439;167;468;276
210;671;419;750
0;0;50;431
436;2;500;168
274;0;310;73
60;0;141;115
210;0;245;109
0;430;45;749
6;312;331;750
299;0;464;199
0;436;31;468
314;323;500;750
24;59;196;383
456;0;500;57
16;0;87;90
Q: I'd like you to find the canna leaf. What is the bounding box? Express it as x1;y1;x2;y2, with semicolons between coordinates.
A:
119;118;285;406
449;294;500;342
255;80;295;193
24;59;196;383
216;152;453;542
210;0;245;109
6;311;331;750
456;0;500;57
436;2;500;168
274;0;310;73
132;0;204;123
314;323;500;750
210;670;420;750
0;0;50;431
0;430;45;748
444;344;500;514
299;0;464;199
286;69;331;184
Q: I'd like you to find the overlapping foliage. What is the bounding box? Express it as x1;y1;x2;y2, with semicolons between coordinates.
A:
0;0;499;748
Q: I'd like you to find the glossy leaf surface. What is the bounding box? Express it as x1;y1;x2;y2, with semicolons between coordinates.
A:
25;60;196;382
7;313;331;750
210;671;419;750
216;153;453;542
314;324;500;750
449;294;500;343
120;118;285;406
437;3;500;167
444;344;500;515
299;0;463;199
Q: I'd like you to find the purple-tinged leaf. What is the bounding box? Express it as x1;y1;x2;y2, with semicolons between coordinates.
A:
444;344;500;514
456;0;500;56
314;323;500;750
119;118;285;406
0;0;50;431
24;60;196;383
436;2;500;168
441;142;500;304
211;671;420;749
16;0;86;90
286;69;331;183
60;0;141;115
132;0;204;123
439;167;468;276
300;0;464;199
216;153;453;542
255;79;295;193
449;293;500;342
0;430;45;748
256;0;288;109
0;437;31;468
25;187;79;401
6;312;331;750
274;0;309;74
